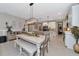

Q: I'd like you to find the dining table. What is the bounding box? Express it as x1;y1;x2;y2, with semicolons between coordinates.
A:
16;33;45;56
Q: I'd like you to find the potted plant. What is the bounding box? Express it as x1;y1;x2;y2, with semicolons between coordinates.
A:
71;26;79;53
5;22;12;34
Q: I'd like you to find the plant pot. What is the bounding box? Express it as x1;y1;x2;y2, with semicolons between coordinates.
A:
73;43;79;53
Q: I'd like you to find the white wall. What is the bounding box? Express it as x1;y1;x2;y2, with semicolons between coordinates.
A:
72;5;79;27
0;13;25;35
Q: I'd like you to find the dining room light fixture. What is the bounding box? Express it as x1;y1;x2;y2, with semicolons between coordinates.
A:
29;3;34;19
29;3;34;6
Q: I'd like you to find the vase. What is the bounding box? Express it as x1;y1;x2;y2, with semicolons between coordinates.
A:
73;43;79;53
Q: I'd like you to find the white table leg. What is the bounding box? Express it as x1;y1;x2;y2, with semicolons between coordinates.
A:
37;44;40;56
19;46;22;55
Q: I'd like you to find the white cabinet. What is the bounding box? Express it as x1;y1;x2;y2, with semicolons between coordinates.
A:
65;31;76;49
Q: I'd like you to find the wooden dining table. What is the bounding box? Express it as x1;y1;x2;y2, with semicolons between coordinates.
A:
16;34;45;56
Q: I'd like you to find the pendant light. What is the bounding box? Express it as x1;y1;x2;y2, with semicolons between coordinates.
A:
29;3;34;19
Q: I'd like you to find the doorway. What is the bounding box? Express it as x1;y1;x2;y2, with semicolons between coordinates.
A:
58;22;63;34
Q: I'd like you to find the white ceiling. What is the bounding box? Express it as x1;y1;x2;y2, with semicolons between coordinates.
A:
0;3;73;20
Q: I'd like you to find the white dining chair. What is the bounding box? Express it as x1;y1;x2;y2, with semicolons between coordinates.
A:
15;39;37;56
40;31;50;56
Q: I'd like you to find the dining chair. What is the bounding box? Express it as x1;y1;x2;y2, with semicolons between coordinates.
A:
40;31;50;56
15;39;37;56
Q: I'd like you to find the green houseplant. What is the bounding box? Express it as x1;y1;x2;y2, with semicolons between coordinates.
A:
71;26;79;53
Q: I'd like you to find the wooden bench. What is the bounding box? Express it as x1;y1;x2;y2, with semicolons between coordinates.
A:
15;39;37;56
